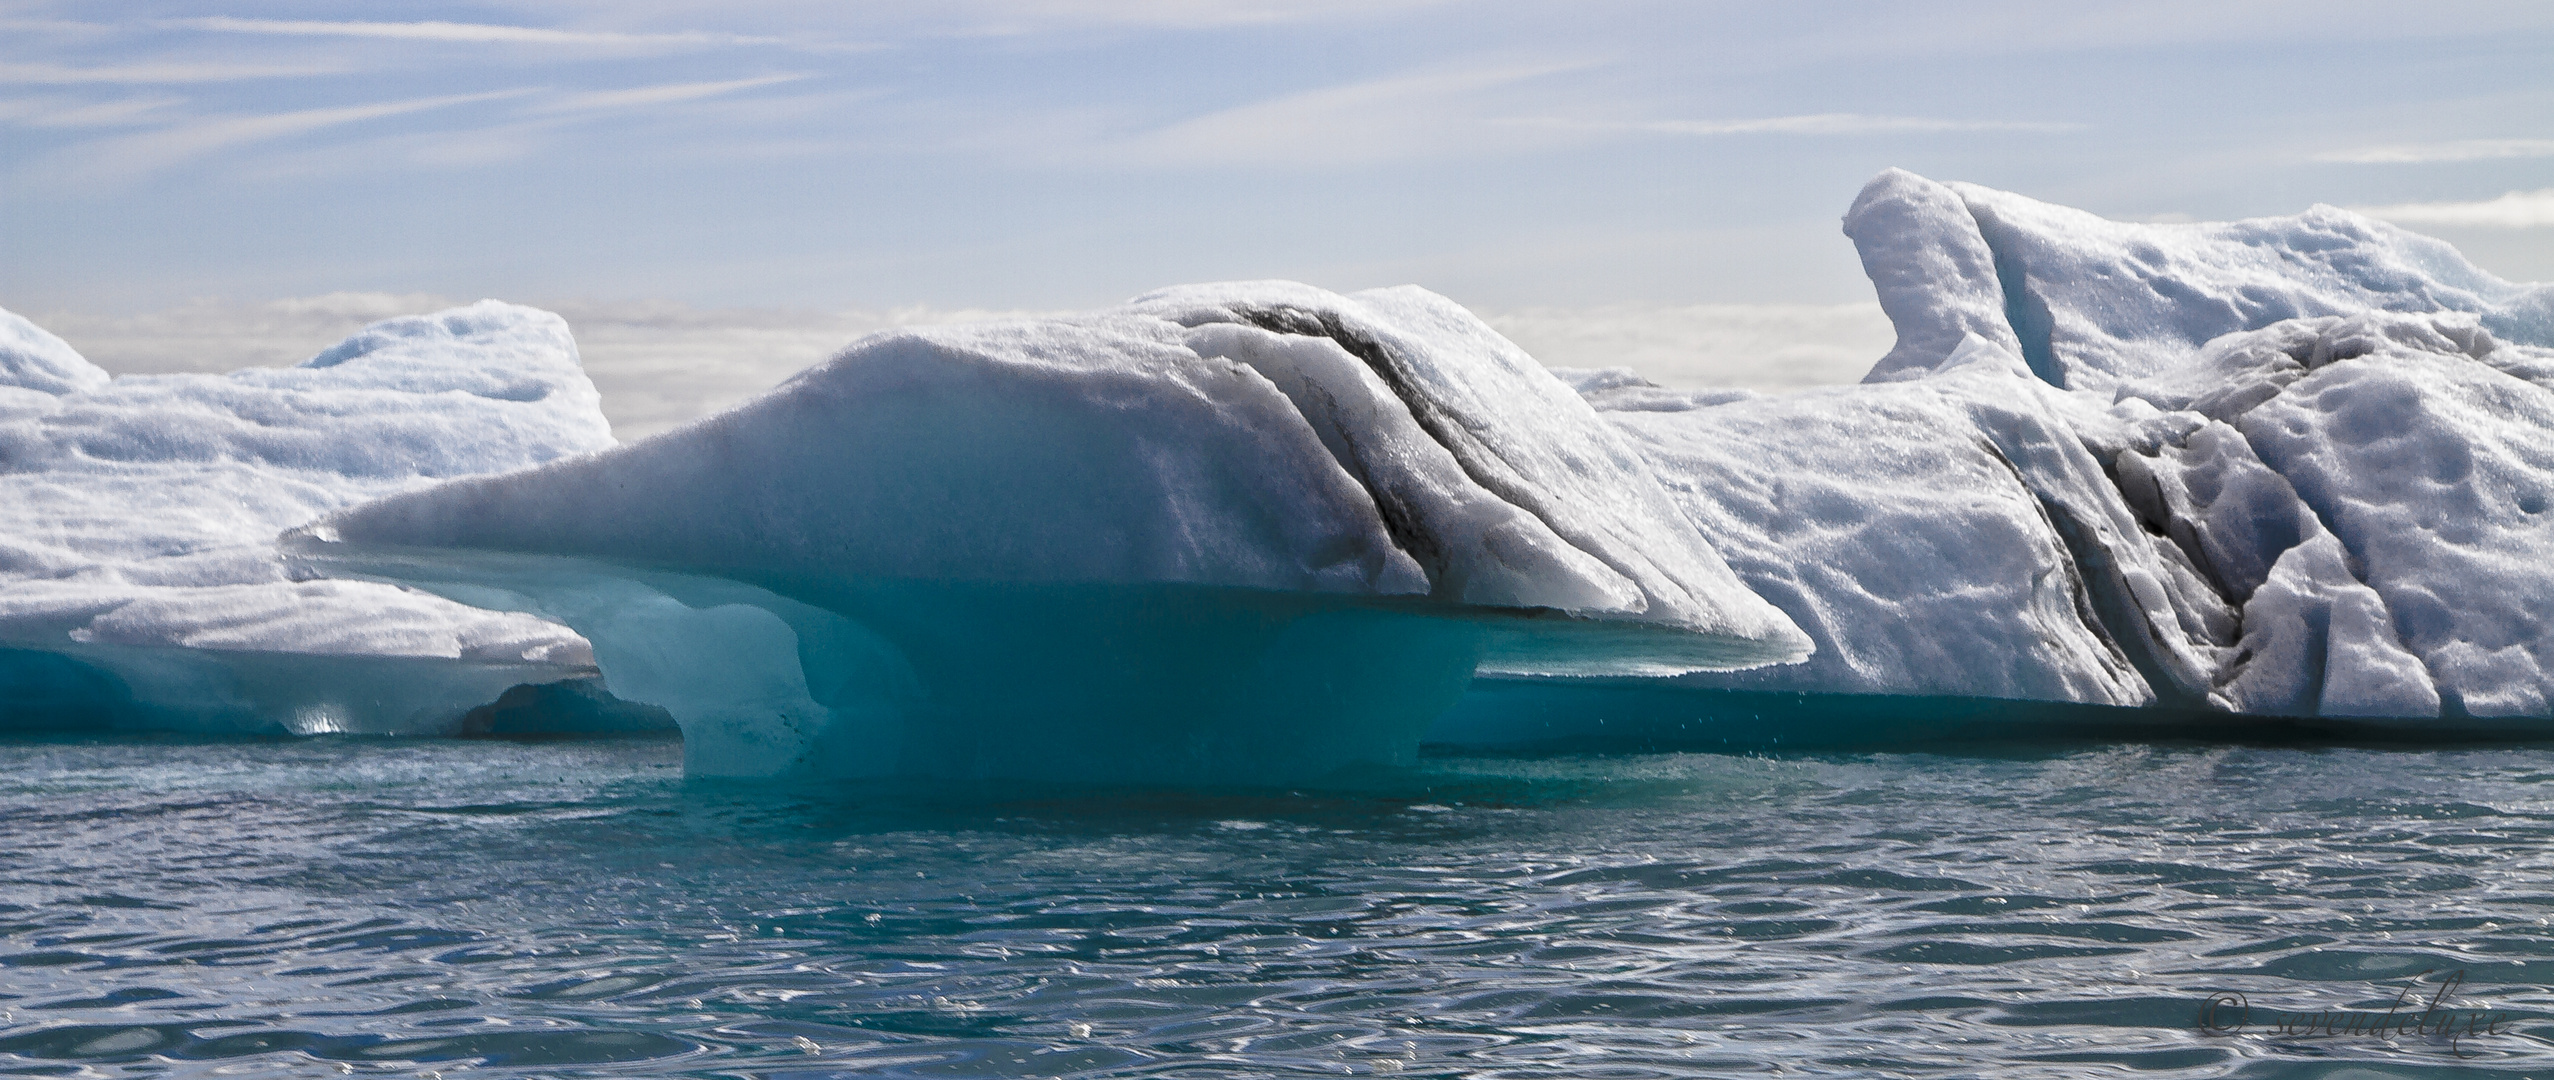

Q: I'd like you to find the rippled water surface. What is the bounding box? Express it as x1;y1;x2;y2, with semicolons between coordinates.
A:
7;734;2554;1078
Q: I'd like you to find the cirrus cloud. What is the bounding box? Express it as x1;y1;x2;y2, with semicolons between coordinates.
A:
2353;189;2554;229
0;60;350;84
2316;138;2554;164
1622;113;2080;136
173;16;797;49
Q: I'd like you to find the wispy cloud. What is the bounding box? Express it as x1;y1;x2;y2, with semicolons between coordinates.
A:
536;75;809;114
62;90;533;180
2317;138;2554;164
1526;113;2082;137
1110;62;1592;167
1648;113;2079;135
173;16;794;49
0;17;117;34
207;81;872;183
0;95;184;128
0;60;347;84
2353;189;2554;229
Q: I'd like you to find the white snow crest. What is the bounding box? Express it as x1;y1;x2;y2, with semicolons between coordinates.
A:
318;282;1810;653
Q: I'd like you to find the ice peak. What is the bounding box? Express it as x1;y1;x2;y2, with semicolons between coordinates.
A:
1846;168;2554;393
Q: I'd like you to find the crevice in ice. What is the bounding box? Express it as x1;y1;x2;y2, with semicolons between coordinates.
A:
1225;335;1448;588
2229;425;2346;560
1975;436;2150;701
2035;487;2222;708
2041;498;2169;701
1237;304;1545;598
2108;451;2245;614
2295;594;2334;717
1967;205;2066;390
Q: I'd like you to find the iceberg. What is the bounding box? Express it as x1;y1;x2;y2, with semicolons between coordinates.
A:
288;283;1812;781
1439;170;2554;745
0;303;636;734
10;168;2551;771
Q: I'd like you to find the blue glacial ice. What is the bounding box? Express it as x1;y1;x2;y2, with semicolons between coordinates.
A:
9;169;2554;775
287;282;1813;780
0;303;633;734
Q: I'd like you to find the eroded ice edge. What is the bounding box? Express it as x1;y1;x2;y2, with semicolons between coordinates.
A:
10;168;2554;780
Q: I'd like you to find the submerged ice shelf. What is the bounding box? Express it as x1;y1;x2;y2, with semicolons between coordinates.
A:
7;169;2554;779
278;546;1713;783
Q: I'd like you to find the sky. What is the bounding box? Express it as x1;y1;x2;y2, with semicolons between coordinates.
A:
4;1;2551;432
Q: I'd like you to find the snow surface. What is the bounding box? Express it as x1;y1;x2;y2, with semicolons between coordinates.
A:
0;302;614;732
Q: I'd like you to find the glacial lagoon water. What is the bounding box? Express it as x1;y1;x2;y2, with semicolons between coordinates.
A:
7;732;2554;1078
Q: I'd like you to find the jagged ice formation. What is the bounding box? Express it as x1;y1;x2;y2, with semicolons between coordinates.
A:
1527;169;2554;732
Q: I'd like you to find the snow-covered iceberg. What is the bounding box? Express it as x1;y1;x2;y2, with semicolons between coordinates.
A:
14;168;2551;772
0;303;634;734
289;283;1812;780
1439;169;2554;744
